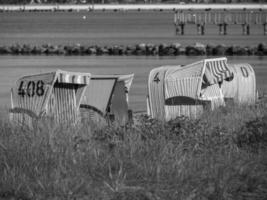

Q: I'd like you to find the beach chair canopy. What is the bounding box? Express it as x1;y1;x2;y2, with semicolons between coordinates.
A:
10;70;91;125
148;57;233;121
221;63;256;104
81;74;134;125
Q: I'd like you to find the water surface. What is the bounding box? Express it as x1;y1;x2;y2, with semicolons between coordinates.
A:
0;11;266;46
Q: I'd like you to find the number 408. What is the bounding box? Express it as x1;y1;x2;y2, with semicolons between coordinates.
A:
18;80;45;97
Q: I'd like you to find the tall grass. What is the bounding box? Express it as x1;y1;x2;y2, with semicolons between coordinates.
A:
0;101;267;200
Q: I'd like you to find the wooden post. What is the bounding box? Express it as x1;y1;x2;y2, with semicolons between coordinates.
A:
246;24;250;35
242;24;246;35
264;12;267;35
175;23;185;35
201;24;205;35
223;23;227;35
174;11;177;25
174;11;185;36
175;25;179;35
219;24;223;35
197;24;201;35
181;23;185;35
197;24;205;35
242;24;250;35
174;11;178;35
218;23;227;35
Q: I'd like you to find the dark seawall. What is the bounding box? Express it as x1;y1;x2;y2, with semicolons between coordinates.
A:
1;43;267;56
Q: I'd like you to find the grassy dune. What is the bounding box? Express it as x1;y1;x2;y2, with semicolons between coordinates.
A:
0;100;267;200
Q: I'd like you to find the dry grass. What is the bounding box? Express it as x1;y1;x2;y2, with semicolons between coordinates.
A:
0;100;267;200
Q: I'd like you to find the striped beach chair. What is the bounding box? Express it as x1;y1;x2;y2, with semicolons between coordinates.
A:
147;57;233;121
10;70;91;126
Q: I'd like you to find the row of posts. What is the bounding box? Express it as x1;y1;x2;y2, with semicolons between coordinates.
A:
174;10;267;35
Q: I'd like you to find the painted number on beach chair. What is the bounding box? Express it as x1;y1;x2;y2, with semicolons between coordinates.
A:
153;72;160;83
18;80;45;97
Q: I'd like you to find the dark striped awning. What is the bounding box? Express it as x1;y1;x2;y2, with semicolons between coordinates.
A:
204;59;233;85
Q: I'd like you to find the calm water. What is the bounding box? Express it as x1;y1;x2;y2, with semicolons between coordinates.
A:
0;55;266;112
0;11;266;46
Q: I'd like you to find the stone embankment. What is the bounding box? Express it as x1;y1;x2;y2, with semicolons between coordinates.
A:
0;43;267;56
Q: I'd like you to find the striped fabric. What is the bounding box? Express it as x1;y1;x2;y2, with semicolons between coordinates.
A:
148;65;203;120
204;58;233;85
165;77;201;99
221;65;238;99
164;77;203;120
57;71;90;85
236;64;256;104
166;62;203;80
148;67;166;120
164;62;204;101
165;104;203;121
47;83;78;124
10;70;91;126
221;63;256;105
200;84;225;110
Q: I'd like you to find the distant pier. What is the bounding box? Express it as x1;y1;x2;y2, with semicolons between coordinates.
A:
174;9;267;35
1;4;267;36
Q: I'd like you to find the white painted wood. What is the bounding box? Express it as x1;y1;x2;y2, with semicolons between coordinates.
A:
1;4;267;12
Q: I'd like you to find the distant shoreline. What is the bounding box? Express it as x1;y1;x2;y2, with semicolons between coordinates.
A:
1;4;267;12
0;43;266;56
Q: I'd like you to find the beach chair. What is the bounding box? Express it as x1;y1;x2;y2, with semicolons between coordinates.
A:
10;70;91;126
80;74;134;126
147;57;233;121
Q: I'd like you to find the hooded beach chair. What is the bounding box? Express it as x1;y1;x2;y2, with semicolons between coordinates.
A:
10;70;91;126
147;57;233;121
80;74;134;125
